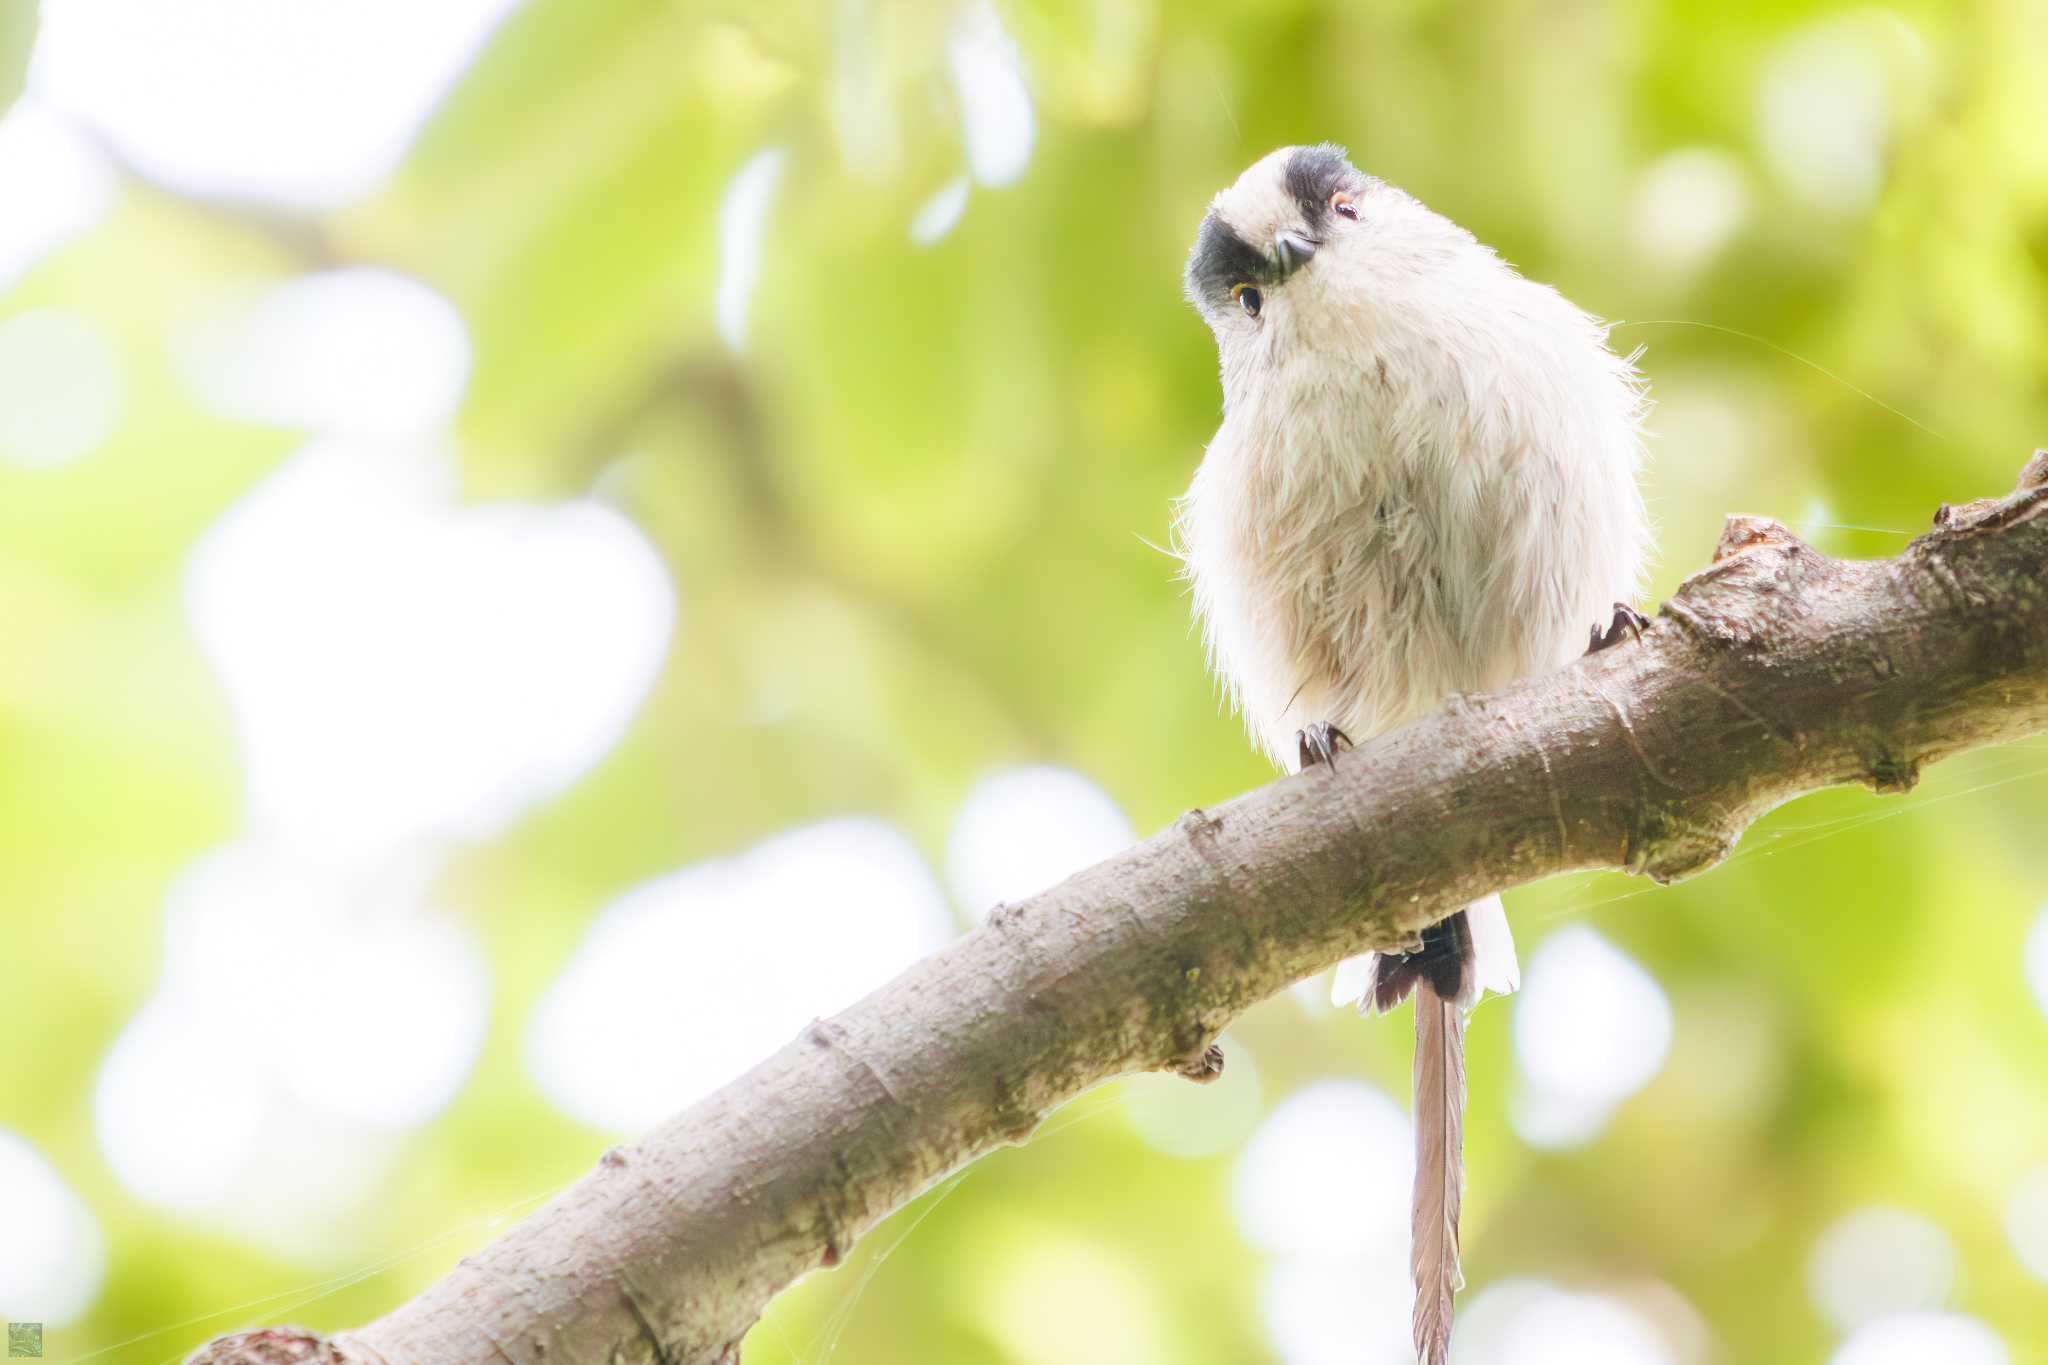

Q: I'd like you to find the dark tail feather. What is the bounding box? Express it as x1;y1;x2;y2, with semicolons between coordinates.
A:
1369;910;1473;1014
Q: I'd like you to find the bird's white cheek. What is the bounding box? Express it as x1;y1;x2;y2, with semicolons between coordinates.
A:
1218;334;1271;404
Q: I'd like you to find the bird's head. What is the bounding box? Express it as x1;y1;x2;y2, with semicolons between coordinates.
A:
1184;144;1475;376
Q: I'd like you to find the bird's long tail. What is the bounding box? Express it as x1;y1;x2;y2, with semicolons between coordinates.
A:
1410;981;1464;1365
1342;897;1516;1365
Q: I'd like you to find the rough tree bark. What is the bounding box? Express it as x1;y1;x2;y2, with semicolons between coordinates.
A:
191;456;2048;1365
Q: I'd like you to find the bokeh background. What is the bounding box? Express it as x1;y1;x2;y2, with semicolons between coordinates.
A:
4;0;2048;1361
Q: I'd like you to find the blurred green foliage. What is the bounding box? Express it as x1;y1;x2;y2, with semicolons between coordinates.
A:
5;0;2048;1362
0;3;29;112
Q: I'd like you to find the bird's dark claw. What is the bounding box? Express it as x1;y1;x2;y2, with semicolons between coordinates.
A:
1296;721;1351;770
1586;602;1650;655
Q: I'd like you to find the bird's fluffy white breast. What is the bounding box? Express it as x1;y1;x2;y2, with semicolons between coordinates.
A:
1179;226;1651;768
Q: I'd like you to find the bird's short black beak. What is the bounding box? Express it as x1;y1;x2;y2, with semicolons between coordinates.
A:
1274;231;1318;278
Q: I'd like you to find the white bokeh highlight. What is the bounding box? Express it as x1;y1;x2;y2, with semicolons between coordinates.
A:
0;96;118;290
1511;927;1672;1148
526;818;958;1132
175;269;472;439
95;993;271;1212
1628;148;1750;278
275;912;490;1130
948;3;1034;187
0;1132;105;1326
1232;1080;1411;1257
1808;1206;1956;1331
1830;1313;2008;1365
946;766;1135;920
1452;1280;1677;1365
2024;907;2048;1018
184;442;676;863
97;1046;396;1257
715;148;786;352
910;176;972;247
96;843;486;1224
32;0;523;207
2005;1164;2048;1284
1755;15;1925;215
213;1099;395;1260
1237;1082;1417;1365
0;308;125;469
1262;1253;1414;1365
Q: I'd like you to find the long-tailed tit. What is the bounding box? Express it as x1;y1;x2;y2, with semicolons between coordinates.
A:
1177;144;1651;1363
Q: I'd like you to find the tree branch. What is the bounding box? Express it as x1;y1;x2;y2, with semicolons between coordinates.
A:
191;455;2048;1365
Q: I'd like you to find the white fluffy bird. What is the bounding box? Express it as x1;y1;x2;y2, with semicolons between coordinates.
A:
1177;145;1651;1363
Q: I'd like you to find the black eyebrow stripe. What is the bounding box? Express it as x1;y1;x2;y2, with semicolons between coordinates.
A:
1285;142;1355;232
1184;211;1274;304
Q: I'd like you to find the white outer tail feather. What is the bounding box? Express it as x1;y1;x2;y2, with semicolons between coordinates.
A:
1330;950;1377;1008
1462;894;1520;999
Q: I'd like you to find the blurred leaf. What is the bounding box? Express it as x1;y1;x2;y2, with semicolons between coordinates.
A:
0;0;33;114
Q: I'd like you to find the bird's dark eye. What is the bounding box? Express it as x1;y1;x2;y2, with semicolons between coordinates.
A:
1234;284;1262;318
1331;192;1359;221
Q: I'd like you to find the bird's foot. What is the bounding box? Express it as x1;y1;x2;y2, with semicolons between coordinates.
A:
1296;721;1351;770
1586;602;1649;655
